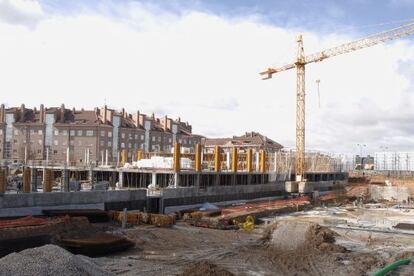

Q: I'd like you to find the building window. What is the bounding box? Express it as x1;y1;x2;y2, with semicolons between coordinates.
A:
189;140;192;145
128;143;132;148
141;135;144;140
61;130;68;136
121;133;125;139
54;130;59;136
134;143;137;149
54;140;58;146
38;140;42;145
100;140;104;146
14;130;19;135
158;137;161;142
135;134;138;139
37;149;41;154
86;130;94;136
108;131;112;138
30;129;35;135
169;138;172;143
77;130;83;136
121;142;125;148
152;136;155;142
70;140;74;146
38;130;43;135
53;150;58;154
108;141;112;147
129;134;133;139
0;129;3;135
100;130;105;137
70;130;75;136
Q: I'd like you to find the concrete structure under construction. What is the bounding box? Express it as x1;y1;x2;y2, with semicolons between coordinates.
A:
0;142;348;217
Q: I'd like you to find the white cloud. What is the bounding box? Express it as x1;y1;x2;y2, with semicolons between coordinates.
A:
0;1;414;155
0;0;43;28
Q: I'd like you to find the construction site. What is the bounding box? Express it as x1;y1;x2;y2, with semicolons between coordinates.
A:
3;2;414;276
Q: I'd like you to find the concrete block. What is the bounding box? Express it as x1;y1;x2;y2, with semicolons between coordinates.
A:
298;181;314;193
285;181;299;193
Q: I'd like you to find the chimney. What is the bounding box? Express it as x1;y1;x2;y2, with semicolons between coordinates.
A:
163;115;168;131
121;108;125;117
60;104;65;123
103;105;108;124
39;104;44;123
178;117;181;123
139;113;145;127
133;110;140;127
152;113;155;121
20;104;25;122
0;104;4;123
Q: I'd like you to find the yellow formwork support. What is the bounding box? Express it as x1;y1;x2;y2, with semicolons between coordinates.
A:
136;149;143;161
195;144;202;172
173;143;181;173
121;149;128;166
0;169;6;194
23;168;31;193
260;150;267;173
214;146;221;172
232;147;238;173
43;169;53;193
247;148;253;173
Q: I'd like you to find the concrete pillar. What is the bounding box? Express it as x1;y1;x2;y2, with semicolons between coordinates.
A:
173;143;181;173
247;148;253;173
232;147;238;173
62;169;69;192
88;168;94;186
0;169;6;194
152;172;157;186
119;170;124;188
30;168;38;192
260;150;267;173
105;149;109;166
255;152;260;172
66;147;70;165
22;168;31;193
214;146;221;172
195;144;202;172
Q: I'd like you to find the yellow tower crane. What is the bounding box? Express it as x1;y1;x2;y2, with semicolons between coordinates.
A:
260;21;414;182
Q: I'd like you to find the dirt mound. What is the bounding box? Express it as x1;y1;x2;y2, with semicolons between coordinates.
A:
180;260;234;276
264;221;345;253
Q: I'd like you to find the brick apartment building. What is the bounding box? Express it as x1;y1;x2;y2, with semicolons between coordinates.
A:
0;104;201;164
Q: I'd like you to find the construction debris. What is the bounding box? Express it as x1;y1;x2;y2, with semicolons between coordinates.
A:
0;244;113;276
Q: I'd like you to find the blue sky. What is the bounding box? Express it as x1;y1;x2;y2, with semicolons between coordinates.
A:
40;0;414;35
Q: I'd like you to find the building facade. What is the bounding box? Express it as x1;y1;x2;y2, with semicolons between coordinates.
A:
0;104;201;164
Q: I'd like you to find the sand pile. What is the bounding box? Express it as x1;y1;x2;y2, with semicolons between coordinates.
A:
0;244;113;276
180;260;234;276
264;221;345;252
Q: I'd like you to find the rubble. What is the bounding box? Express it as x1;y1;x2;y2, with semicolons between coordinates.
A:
0;244;113;276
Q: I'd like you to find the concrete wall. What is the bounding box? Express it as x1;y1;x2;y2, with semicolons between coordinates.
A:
0;189;147;209
162;182;286;208
369;185;410;202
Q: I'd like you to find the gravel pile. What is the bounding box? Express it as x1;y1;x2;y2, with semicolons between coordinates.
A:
0;244;114;276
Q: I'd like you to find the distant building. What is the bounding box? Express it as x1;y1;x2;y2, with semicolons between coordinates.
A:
0;104;201;164
355;155;374;170
202;131;283;153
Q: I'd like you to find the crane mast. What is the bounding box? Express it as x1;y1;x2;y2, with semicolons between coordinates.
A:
261;21;414;182
295;35;306;181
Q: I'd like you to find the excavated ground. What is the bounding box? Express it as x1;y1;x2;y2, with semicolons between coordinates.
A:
93;217;399;276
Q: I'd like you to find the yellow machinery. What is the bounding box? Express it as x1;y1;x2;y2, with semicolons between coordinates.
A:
261;21;414;181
